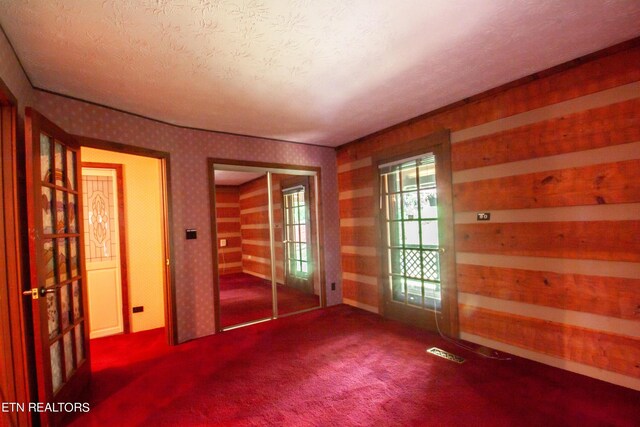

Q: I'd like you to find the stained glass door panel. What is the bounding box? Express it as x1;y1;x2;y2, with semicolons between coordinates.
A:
25;108;90;426
81;167;125;339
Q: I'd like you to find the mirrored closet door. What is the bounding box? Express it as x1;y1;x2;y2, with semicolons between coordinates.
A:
274;174;320;316
211;163;323;331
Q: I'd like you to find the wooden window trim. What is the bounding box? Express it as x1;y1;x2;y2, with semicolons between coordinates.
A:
372;129;459;337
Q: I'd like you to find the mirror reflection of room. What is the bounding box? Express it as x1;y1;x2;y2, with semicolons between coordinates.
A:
274;174;320;316
214;168;321;330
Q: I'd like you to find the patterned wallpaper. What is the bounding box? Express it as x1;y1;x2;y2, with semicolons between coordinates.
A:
35;90;341;342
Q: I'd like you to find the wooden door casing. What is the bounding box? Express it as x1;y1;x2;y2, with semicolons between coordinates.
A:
0;78;31;427
375;130;459;338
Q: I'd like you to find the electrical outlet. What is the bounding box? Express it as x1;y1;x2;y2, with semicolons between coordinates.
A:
331;282;336;291
220;239;227;247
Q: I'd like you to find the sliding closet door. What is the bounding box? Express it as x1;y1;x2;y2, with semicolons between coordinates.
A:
212;162;324;331
274;174;321;316
216;171;274;329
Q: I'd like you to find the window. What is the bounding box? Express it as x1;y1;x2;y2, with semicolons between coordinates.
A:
380;154;441;311
283;186;309;278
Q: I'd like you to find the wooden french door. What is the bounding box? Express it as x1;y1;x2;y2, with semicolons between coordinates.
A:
281;176;313;294
25;108;90;426
377;131;458;337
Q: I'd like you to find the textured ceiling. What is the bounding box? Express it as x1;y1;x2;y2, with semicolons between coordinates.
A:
214;170;264;185
1;0;639;146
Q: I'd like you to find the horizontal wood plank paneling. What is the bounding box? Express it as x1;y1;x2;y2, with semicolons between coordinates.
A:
454;159;640;211
216;207;240;218
242;259;271;277
216;192;240;204
239;194;269;210
240;176;270;278
239;174;285;280
339;187;374;200
340;226;378;247
451;82;640;144
216;222;240;234
337;157;372;173
338;167;374;191
339;196;376;218
240;211;270;226
340;217;375;227
241;228;270;240
219;251;242;264
457;264;640;320
452;98;640;171
341;253;379;275
453;140;640;185
454;203;640;224
339;46;640;163
342;279;378;308
459;293;639;338
455;252;640;279
455;221;640;262
336;42;640;387
242;244;272;259
459;305;640;377
216;187;242;275
342;272;378;286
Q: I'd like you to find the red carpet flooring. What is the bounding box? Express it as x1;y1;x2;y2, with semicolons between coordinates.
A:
219;272;319;327
67;305;639;426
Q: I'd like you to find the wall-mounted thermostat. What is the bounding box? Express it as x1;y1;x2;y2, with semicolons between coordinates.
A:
476;213;491;221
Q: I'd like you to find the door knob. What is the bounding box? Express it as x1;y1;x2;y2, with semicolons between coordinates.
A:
23;288;39;299
23;287;55;300
439;247;446;254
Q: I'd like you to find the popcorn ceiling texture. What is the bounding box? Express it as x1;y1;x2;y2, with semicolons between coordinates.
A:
35;90;342;342
2;1;639;145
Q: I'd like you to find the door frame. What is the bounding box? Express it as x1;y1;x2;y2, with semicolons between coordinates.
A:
208;158;326;333
373;130;459;338
75;136;178;345
81;162;131;335
0;78;32;427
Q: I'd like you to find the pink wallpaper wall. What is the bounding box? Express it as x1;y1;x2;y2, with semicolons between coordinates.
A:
2;29;340;343
0;30;34;117
34;91;341;342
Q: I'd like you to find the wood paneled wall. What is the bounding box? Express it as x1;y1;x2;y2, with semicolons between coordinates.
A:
336;41;640;389
215;186;242;275
239;176;284;282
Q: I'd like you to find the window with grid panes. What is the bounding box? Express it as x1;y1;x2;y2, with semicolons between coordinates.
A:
380;155;442;311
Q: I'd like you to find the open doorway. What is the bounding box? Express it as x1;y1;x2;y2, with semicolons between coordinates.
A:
80;147;167;340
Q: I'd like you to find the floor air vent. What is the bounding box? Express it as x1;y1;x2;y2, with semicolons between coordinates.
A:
426;347;465;364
